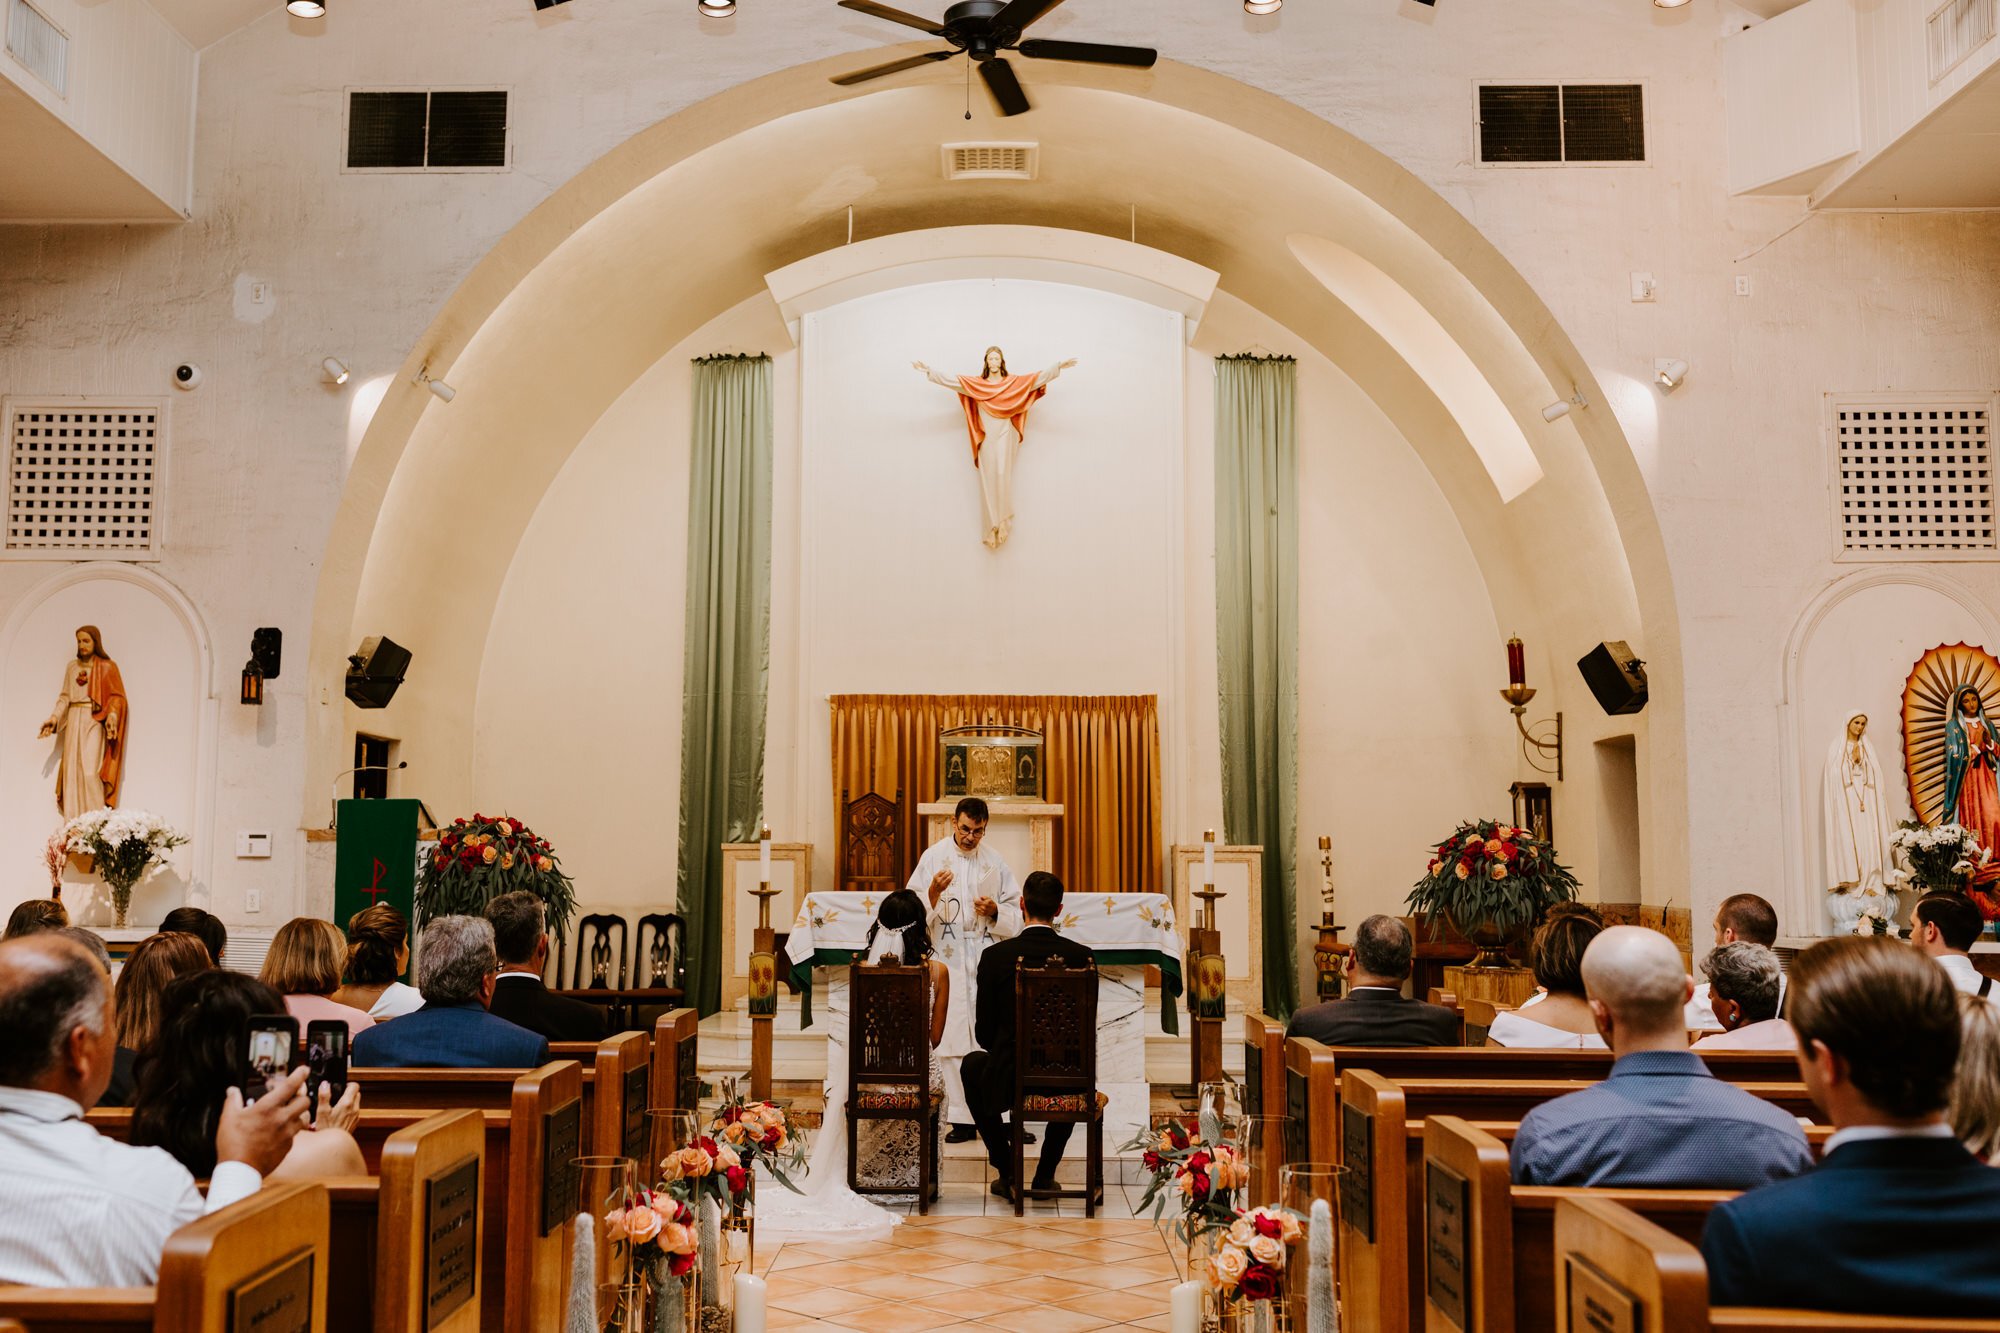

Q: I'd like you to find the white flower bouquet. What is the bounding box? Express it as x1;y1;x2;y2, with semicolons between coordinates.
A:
60;809;187;927
1890;821;1987;895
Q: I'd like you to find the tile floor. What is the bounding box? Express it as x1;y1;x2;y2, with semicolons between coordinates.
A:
761;1181;1183;1332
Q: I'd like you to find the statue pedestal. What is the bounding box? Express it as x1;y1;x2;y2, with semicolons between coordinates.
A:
1441;964;1538;1008
918;802;1059;873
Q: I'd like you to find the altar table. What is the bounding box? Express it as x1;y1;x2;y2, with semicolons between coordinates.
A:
782;891;1186;1143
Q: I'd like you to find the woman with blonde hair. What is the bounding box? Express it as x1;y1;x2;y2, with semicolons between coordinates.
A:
1950;991;2000;1164
332;903;423;1020
100;930;211;1107
261;917;374;1034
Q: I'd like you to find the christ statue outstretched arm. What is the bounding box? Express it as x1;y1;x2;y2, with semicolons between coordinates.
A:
911;346;1077;550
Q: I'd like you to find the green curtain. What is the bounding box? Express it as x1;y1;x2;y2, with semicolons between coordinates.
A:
676;354;773;1016
1214;354;1300;1018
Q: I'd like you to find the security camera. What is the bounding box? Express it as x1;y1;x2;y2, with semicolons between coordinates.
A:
173;364;203;391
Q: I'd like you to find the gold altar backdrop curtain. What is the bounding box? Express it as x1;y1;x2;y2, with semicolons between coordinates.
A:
829;694;1162;896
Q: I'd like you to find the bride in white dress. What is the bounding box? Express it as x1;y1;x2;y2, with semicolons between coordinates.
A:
1487;913;1608;1050
755;891;948;1240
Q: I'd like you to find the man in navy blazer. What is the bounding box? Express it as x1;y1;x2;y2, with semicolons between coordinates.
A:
351;915;549;1069
1700;936;2000;1317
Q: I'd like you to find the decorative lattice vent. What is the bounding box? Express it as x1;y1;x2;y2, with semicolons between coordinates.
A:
6;0;67;97
1930;0;1995;83
1832;395;1996;559
4;399;164;560
942;142;1038;180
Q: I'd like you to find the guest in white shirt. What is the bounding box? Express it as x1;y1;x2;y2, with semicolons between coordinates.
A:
1685;893;1782;1030
331;904;424;1021
1692;942;1796;1050
1909;893;1995;999
0;934;309;1288
1488;913;1608;1049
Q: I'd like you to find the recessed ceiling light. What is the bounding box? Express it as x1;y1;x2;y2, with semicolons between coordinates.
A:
1244;0;1282;12
698;0;736;14
1653;0;1691;7
285;0;325;16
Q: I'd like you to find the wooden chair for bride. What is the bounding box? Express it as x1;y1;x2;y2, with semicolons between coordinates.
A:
1012;957;1105;1217
845;959;941;1214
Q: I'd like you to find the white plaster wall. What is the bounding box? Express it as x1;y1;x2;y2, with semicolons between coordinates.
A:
0;0;1995;947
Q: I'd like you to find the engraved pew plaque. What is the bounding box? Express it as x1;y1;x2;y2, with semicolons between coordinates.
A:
1284;1066;1308;1165
1340;1103;1373;1242
623;1064;650;1161
1243;1040;1263;1115
424;1156;480;1330
1566;1255;1641;1333
230;1250;314;1333
1425;1161;1471;1329
540;1098;583;1237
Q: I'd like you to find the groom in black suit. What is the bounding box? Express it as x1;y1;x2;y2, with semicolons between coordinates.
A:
961;870;1095;1200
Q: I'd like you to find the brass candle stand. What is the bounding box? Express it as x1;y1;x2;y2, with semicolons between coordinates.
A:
1188;832;1227;1089
747;824;780;1101
1311;835;1346;1002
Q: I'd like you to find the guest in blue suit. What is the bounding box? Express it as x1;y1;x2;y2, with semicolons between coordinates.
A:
1700;936;2000;1317
351;915;549;1069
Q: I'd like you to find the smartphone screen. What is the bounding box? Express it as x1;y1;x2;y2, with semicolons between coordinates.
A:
244;1014;299;1102
304;1020;348;1117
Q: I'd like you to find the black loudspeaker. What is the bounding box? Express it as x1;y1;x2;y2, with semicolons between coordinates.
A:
345;636;411;709
1577;641;1648;715
251;627;282;680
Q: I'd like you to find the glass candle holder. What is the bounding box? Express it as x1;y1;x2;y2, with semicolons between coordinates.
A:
575;1156;639;1333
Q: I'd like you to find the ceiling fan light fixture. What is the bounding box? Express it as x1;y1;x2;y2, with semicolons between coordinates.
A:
697;0;736;14
285;0;325;15
1244;0;1282;12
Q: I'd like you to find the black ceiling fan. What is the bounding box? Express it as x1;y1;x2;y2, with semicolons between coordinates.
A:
830;0;1156;118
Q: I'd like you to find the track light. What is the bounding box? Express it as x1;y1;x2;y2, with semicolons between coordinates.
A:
320;357;349;385
285;0;325;15
1654;358;1690;391
697;0;735;14
414;368;456;403
1244;0;1282;12
1541;391;1589;423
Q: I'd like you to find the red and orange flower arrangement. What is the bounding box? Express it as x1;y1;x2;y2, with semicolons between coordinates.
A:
1207;1206;1303;1304
1406;818;1579;956
415;812;578;940
1126;1116;1252;1243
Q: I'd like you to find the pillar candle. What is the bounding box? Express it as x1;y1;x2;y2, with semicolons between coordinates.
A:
1506;636;1526;688
1202;830;1216;887
734;1273;768;1333
1170;1280;1202;1333
758;825;772;884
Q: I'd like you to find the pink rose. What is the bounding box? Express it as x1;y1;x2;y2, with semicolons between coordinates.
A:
1209;1247;1248;1289
658;1220;695;1256
1247;1234;1285;1267
713;1142;741;1170
670;1146;713;1179
604;1207;629;1243
625;1204;663;1245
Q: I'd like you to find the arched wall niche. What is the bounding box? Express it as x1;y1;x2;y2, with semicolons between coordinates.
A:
311;53;1682;908
0;563;218;925
1776;568;2000;940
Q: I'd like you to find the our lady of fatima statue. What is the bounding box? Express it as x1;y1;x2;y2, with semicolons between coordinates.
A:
37;625;128;819
914;346;1075;550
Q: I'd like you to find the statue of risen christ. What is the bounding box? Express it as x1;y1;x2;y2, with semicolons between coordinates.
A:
914;346;1076;550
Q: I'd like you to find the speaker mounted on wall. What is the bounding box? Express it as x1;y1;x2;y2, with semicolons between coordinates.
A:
345;635;411;709
251;627;283;679
1577;640;1648;715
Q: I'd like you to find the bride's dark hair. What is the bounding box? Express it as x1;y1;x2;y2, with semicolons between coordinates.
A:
865;889;931;966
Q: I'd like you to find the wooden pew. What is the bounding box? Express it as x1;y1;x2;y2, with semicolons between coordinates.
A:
1553;1196;2000;1332
651;1008;700;1117
1323;1046;1803;1087
553;1032;651;1159
0;1182;329;1331
373;1108;484;1333
1242;1013;1286;1202
1282;1037;1340;1166
1462;999;1511;1046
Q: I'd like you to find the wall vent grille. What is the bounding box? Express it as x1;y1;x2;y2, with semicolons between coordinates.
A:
942;142;1038;180
1831;394;1997;560
346;88;509;171
1929;0;1996;83
3;399;164;560
6;0;67;97
1477;83;1645;164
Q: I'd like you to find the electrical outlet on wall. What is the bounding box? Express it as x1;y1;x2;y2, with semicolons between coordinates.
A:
1734;275;1752;297
1630;272;1658;303
245;888;263;914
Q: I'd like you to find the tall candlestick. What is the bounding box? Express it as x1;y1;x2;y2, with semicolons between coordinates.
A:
1202;829;1216;887
734;1273;768;1333
1170;1280;1202;1333
758;824;772;884
1506;636;1526;688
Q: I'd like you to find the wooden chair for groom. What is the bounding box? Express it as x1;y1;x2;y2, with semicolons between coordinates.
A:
845;959;941;1214
1011;957;1105;1217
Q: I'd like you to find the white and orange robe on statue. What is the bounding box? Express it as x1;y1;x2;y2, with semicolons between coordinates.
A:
930;367;1061;549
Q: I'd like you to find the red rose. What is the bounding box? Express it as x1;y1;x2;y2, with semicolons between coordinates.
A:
1142;1151;1162;1172
1187;1150;1212;1170
433;853;447;868
1188;1171;1210;1199
1168;1125;1189;1150
1238;1265;1280;1302
725;1166;749;1195
669;1252;696;1278
761;1126;781;1149
1253;1213;1283;1238
1500;842;1517;859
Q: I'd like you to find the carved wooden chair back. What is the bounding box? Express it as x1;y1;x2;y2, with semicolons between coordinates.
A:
563;914;628;990
839;788;903;893
1014;958;1098;1097
634;913;685;990
848;960;929;1089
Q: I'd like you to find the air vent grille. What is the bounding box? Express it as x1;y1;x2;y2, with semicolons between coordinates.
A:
1831;395;1997;559
346;89;509;171
4;399;164;560
1479;83;1645;164
6;0;67;97
1929;0;1996;83
942;142;1039;180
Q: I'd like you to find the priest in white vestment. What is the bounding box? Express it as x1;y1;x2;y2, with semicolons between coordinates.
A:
905;796;1022;1134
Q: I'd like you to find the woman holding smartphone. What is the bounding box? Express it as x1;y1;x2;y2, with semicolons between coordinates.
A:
131;971;365;1182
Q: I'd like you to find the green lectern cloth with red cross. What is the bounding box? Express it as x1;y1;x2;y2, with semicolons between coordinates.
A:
332;799;420;966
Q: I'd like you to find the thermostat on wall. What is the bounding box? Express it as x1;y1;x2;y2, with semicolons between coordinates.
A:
235;832;272;859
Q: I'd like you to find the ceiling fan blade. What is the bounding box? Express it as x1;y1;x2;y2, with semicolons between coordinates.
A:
836;0;948;36
1017;38;1157;68
979;56;1032;117
989;0;1068;38
829;49;954;86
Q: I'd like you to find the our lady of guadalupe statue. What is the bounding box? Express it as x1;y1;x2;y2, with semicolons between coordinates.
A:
1944;686;2000;888
914;346;1075;550
37;625;128;819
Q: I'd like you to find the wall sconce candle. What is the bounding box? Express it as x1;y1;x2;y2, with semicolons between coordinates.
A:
1500;642;1563;780
1506;636;1526;688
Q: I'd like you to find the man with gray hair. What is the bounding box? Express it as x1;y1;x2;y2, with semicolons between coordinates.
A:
1692;942;1795;1051
1284;914;1459;1047
351;915;549;1068
0;934;307;1286
1511;926;1811;1187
